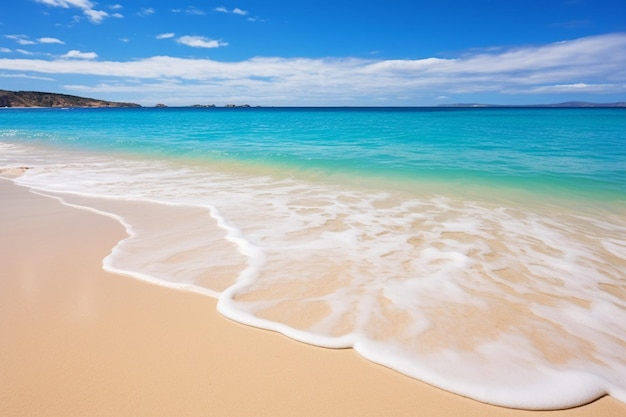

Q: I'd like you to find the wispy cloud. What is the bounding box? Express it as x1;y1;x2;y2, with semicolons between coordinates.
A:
0;47;12;53
171;7;205;16
6;35;65;46
138;7;155;17
514;83;617;94
5;35;36;45
214;6;261;22
34;0;119;23
0;72;55;81
156;33;176;40
61;50;98;59
215;6;248;15
38;37;65;44
176;36;228;49
1;33;624;105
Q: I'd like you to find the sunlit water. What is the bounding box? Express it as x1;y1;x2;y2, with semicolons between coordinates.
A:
1;107;625;409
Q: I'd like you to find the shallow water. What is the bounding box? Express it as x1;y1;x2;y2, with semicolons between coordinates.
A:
1;107;625;409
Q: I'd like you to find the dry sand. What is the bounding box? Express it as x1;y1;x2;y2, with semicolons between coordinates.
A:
1;178;625;417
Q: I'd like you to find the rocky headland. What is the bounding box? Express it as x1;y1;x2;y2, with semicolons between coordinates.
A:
0;90;141;108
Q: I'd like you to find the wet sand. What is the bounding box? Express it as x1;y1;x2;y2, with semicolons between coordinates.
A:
1;178;625;417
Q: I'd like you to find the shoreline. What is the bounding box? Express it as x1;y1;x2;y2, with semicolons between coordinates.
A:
1;178;625;417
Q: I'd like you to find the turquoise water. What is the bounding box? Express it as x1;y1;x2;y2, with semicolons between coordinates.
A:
1;107;625;409
2;107;625;198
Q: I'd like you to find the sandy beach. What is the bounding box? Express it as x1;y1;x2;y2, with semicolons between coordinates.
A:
1;178;625;417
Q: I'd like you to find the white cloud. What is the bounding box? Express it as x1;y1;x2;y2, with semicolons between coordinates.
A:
17;39;37;45
138;7;155;16
176;36;227;49
35;0;113;23
83;8;109;23
0;33;624;105
16;49;35;55
517;83;619;94
215;6;248;15
0;47;11;53
172;7;205;16
61;50;98;59
0;72;55;81
38;37;65;44
35;0;93;7
5;34;33;44
109;4;123;10
156;33;176;40
7;35;66;46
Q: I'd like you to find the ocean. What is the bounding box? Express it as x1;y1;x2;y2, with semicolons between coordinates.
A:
1;107;625;409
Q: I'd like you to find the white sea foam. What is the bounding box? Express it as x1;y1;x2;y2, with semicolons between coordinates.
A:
2;141;625;409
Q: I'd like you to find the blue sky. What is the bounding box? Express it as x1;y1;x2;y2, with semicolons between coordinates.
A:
1;0;625;106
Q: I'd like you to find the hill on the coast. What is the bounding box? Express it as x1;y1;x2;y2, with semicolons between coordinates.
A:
0;90;141;108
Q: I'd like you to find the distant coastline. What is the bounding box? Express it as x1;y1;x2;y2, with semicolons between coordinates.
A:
1;89;625;108
439;101;626;108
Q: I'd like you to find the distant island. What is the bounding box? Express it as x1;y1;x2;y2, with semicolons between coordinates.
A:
0;90;141;108
440;101;626;108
